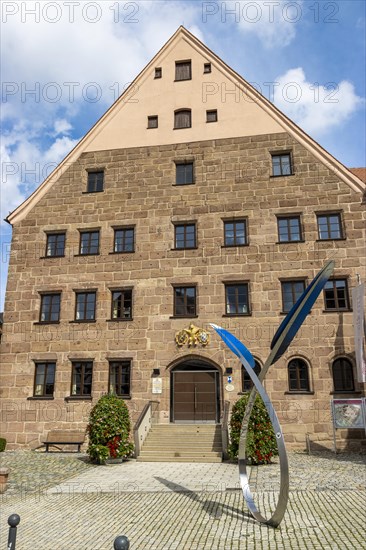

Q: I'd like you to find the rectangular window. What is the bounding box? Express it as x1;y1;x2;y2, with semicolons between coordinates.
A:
148;115;158;128
174;286;196;317
75;292;96;321
71;361;93;396
87;171;104;193
272;153;292;176
324;279;350;311
46;233;65;257
277;216;302;242
155;67;162;78
224;220;247;246
40;293;61;323
109;360;131;397
206;110;217;123
174;223;196;249
111;289;132;320
204;63;211;73
317;213;343;240
114;227;135;253
175;60;191;81
281;280;305;313
225;284;250;315
174;109;191;129
34;362;56;397
175;162;194;185
79;230;100;255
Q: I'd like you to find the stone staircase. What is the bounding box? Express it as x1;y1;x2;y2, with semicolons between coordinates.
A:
137;424;223;463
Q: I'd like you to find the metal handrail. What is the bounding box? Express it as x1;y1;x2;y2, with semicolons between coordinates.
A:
133;400;160;458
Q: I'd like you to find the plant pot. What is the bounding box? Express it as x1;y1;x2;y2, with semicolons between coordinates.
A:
0;468;10;493
106;458;124;464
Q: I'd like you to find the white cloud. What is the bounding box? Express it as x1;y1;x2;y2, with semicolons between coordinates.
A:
273;67;364;135
234;0;303;48
0;1;202;225
54;119;73;136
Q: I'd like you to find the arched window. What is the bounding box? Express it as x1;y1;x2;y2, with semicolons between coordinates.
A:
174;109;191;129
288;358;310;392
332;358;355;392
242;360;261;392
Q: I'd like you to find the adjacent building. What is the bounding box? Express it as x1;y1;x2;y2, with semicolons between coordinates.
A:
1;27;365;452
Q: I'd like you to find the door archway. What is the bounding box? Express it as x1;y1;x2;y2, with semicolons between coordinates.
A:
170;357;221;423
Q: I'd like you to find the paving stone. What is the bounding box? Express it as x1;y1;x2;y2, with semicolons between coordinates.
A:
0;450;365;549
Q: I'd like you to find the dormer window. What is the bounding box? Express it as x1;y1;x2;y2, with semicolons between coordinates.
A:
175;60;191;81
204;63;211;73
155;67;162;79
174;109;191;129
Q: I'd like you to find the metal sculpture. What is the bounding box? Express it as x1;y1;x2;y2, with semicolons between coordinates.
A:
211;260;335;527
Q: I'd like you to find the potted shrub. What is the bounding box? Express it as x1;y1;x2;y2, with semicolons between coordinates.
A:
228;394;278;465
87;394;134;464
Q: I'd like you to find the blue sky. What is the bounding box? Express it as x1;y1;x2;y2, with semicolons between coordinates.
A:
1;0;365;309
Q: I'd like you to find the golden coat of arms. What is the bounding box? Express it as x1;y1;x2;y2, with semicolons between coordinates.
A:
175;324;210;347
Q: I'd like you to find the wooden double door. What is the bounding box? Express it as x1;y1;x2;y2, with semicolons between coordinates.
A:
171;365;220;423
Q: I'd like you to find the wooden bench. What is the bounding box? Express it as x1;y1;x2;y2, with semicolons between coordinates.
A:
43;430;85;453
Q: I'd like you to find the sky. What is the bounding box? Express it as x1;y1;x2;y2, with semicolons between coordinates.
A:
1;0;365;309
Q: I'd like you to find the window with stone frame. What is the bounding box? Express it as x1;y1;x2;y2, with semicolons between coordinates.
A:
332;358;355;392
224;220;247;246
174;223;196;249
281;280;306;313
206;110;217;123
87;171;104;193
45;232;66;257
271;153;293;176
79;230;100;255
323;279;350;311
288;358;310;392
111;289;133;320
317;213;343;240
277;216;302;242
175;161;194;185
225;283;250;315
242;360;261;392
174;109;191;129
33;362;56;397
39;293;61;323
109;360;131;397
71;361;93;396
75;291;96;321
173;286;196;317
113;227;135;253
175;60;191;81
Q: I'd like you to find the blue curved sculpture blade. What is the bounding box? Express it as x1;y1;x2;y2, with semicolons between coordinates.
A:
270;260;334;364
210;324;255;368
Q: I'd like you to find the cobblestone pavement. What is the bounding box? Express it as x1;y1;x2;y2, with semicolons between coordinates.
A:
1;451;365;549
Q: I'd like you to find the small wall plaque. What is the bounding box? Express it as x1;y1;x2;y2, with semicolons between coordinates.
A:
152;378;162;394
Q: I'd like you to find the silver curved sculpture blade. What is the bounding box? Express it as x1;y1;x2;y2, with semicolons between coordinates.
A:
211;323;289;527
210;261;335;528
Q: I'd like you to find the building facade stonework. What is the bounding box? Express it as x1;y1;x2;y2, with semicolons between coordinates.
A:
1;28;365;451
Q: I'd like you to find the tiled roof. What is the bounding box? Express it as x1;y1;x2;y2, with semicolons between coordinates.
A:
349;168;366;183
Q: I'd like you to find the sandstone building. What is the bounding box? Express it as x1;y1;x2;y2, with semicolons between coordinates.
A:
1;27;365;454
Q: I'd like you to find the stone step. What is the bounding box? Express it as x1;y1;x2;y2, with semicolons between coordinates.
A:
142;445;222;451
137;456;222;463
139;423;223;463
139;450;222;458
147;440;221;444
